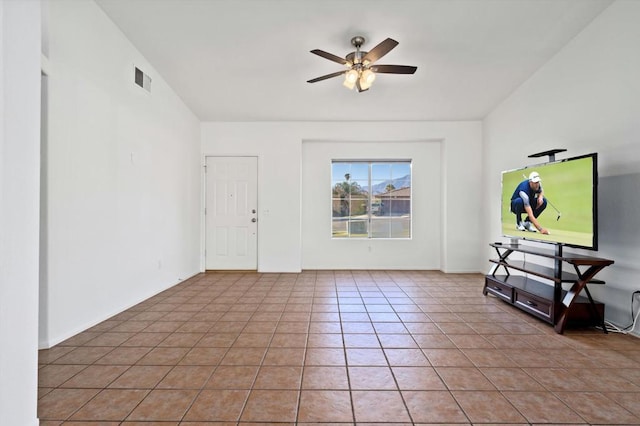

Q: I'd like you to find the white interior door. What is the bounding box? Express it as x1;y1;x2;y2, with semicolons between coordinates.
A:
205;156;258;270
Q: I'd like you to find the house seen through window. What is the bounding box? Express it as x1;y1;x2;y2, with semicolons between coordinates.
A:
332;161;412;238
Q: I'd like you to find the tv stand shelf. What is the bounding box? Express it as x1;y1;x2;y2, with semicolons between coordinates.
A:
488;259;605;284
483;243;613;333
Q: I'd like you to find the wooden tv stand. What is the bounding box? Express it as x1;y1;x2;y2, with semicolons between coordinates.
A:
483;242;614;334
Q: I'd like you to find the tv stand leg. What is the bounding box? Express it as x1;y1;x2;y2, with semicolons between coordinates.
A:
583;286;608;334
554;264;607;334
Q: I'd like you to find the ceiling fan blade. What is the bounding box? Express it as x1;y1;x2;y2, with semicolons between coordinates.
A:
362;38;398;64
310;49;348;65
371;65;417;74
307;70;347;83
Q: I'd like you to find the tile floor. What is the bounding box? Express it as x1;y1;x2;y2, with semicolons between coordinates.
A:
38;270;640;425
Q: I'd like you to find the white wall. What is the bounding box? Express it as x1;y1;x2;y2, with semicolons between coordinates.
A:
0;0;41;424
483;0;640;333
43;0;201;347
202;121;482;273
302;140;441;269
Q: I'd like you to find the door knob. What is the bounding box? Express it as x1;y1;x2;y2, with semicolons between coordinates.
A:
251;218;257;223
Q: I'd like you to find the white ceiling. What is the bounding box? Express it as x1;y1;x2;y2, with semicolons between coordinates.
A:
95;0;612;122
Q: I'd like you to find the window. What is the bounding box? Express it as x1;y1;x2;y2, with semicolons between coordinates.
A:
332;161;412;239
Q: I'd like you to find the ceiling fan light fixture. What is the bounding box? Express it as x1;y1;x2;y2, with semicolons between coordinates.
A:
359;68;376;90
343;69;358;90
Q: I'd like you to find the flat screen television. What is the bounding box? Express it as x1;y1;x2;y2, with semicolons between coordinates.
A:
501;153;598;250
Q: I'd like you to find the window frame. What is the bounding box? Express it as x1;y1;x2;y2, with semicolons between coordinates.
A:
331;159;412;239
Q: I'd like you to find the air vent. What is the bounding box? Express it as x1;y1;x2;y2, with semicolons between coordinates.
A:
134;66;151;92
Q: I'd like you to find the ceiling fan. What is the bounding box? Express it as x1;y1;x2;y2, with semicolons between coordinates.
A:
307;36;417;92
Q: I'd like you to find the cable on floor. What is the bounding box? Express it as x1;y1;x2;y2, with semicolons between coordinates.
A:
595;290;640;335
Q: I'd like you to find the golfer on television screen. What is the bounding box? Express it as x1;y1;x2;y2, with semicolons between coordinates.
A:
510;171;549;235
